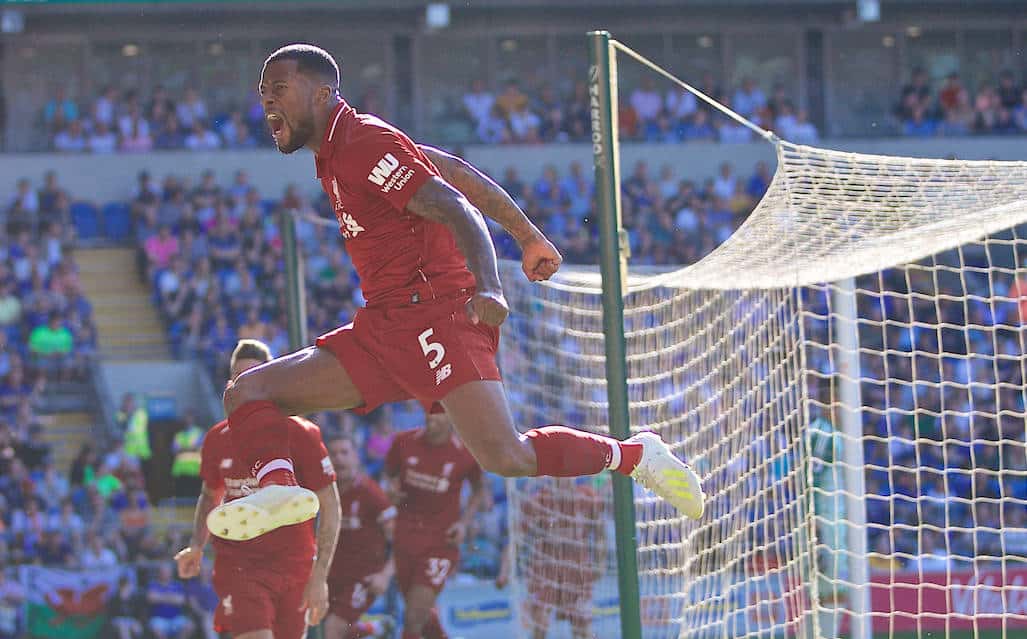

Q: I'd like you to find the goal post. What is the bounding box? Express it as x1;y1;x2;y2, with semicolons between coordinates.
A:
588;29;645;639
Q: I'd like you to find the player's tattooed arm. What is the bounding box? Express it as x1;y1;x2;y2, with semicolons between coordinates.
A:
406;177;509;325
419;145;539;243
419;145;562;282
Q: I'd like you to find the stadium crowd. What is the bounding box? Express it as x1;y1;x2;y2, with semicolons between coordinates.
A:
0;171;98;446
38;74;819;153
46;63;1027;151
803;264;1027;566
43;85;272;154
897;67;1027;138
0;172;97;383
31;60;1027;152
455;76;818;145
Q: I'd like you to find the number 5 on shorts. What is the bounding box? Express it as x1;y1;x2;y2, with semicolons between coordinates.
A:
418;328;446;369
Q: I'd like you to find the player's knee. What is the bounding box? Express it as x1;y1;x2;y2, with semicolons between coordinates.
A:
222;369;270;414
479;446;534;477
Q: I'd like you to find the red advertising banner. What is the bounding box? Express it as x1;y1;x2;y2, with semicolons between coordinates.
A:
868;567;1027;631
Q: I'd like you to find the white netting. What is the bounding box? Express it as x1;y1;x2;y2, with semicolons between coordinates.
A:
500;141;1027;639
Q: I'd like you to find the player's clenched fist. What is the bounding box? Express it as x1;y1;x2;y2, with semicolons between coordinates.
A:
520;234;563;282
174;546;202;579
466;290;509;326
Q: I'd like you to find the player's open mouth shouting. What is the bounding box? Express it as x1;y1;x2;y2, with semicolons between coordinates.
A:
266;112;286;145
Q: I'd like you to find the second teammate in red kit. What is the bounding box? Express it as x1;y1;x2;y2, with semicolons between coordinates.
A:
324;432;396;639
175;339;342;639
210;43;703;547
384;412;488;639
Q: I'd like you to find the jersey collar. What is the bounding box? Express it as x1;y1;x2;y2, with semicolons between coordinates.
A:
314;100;349;178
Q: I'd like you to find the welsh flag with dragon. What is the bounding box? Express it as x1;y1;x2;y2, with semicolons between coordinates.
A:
19;564;130;639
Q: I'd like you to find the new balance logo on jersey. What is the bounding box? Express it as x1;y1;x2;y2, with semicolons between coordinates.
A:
435;363;453;386
367;152;416;194
367;153;400;186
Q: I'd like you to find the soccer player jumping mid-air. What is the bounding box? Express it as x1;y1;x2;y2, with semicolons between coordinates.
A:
209;43;704;546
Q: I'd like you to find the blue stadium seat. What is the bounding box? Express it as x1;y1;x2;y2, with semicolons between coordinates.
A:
102;201;132;242
70;201;99;240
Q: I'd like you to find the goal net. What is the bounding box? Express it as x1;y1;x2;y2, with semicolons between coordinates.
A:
499;60;1027;639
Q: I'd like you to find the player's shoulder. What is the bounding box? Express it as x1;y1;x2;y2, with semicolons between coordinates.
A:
287;415;324;438
357;474;388;498
393;427;419;446
344;110;408;143
201;420;230;448
335;107;411;157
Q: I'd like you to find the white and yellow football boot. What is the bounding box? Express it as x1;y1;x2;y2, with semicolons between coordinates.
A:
627;431;705;520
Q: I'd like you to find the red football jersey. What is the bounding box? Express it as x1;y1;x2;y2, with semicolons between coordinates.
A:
384;429;482;552
328;474;395;580
199;417;336;567
313;101;476;308
523;483;606;571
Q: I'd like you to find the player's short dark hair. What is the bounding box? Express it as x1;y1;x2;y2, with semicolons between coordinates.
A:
230;339;272;370
264;44;340;89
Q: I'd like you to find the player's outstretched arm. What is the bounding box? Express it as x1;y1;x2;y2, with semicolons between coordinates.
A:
406;177;509;326
419;145;563;282
175;482;223;579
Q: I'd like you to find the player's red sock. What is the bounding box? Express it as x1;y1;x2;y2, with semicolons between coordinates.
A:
227;400;297;485
422;608;448;639
617;440;644;474
526;424;644;476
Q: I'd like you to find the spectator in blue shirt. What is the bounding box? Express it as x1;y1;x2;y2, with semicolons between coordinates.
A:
903;105;938;137
682;109;717;141
146;563;194;639
746;161;772;199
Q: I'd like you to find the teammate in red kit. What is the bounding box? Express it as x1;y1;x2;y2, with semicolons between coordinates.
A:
211;43;703;543
324;432;396;639
175;339;342;639
384;412;488;639
519;478;608;639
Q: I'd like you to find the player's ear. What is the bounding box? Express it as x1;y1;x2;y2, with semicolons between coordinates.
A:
317;84;333;105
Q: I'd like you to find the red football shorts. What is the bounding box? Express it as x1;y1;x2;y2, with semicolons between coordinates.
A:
526;566;596;625
327;571;381;624
316;291;501;415
212;556;311;637
394;544;460;594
